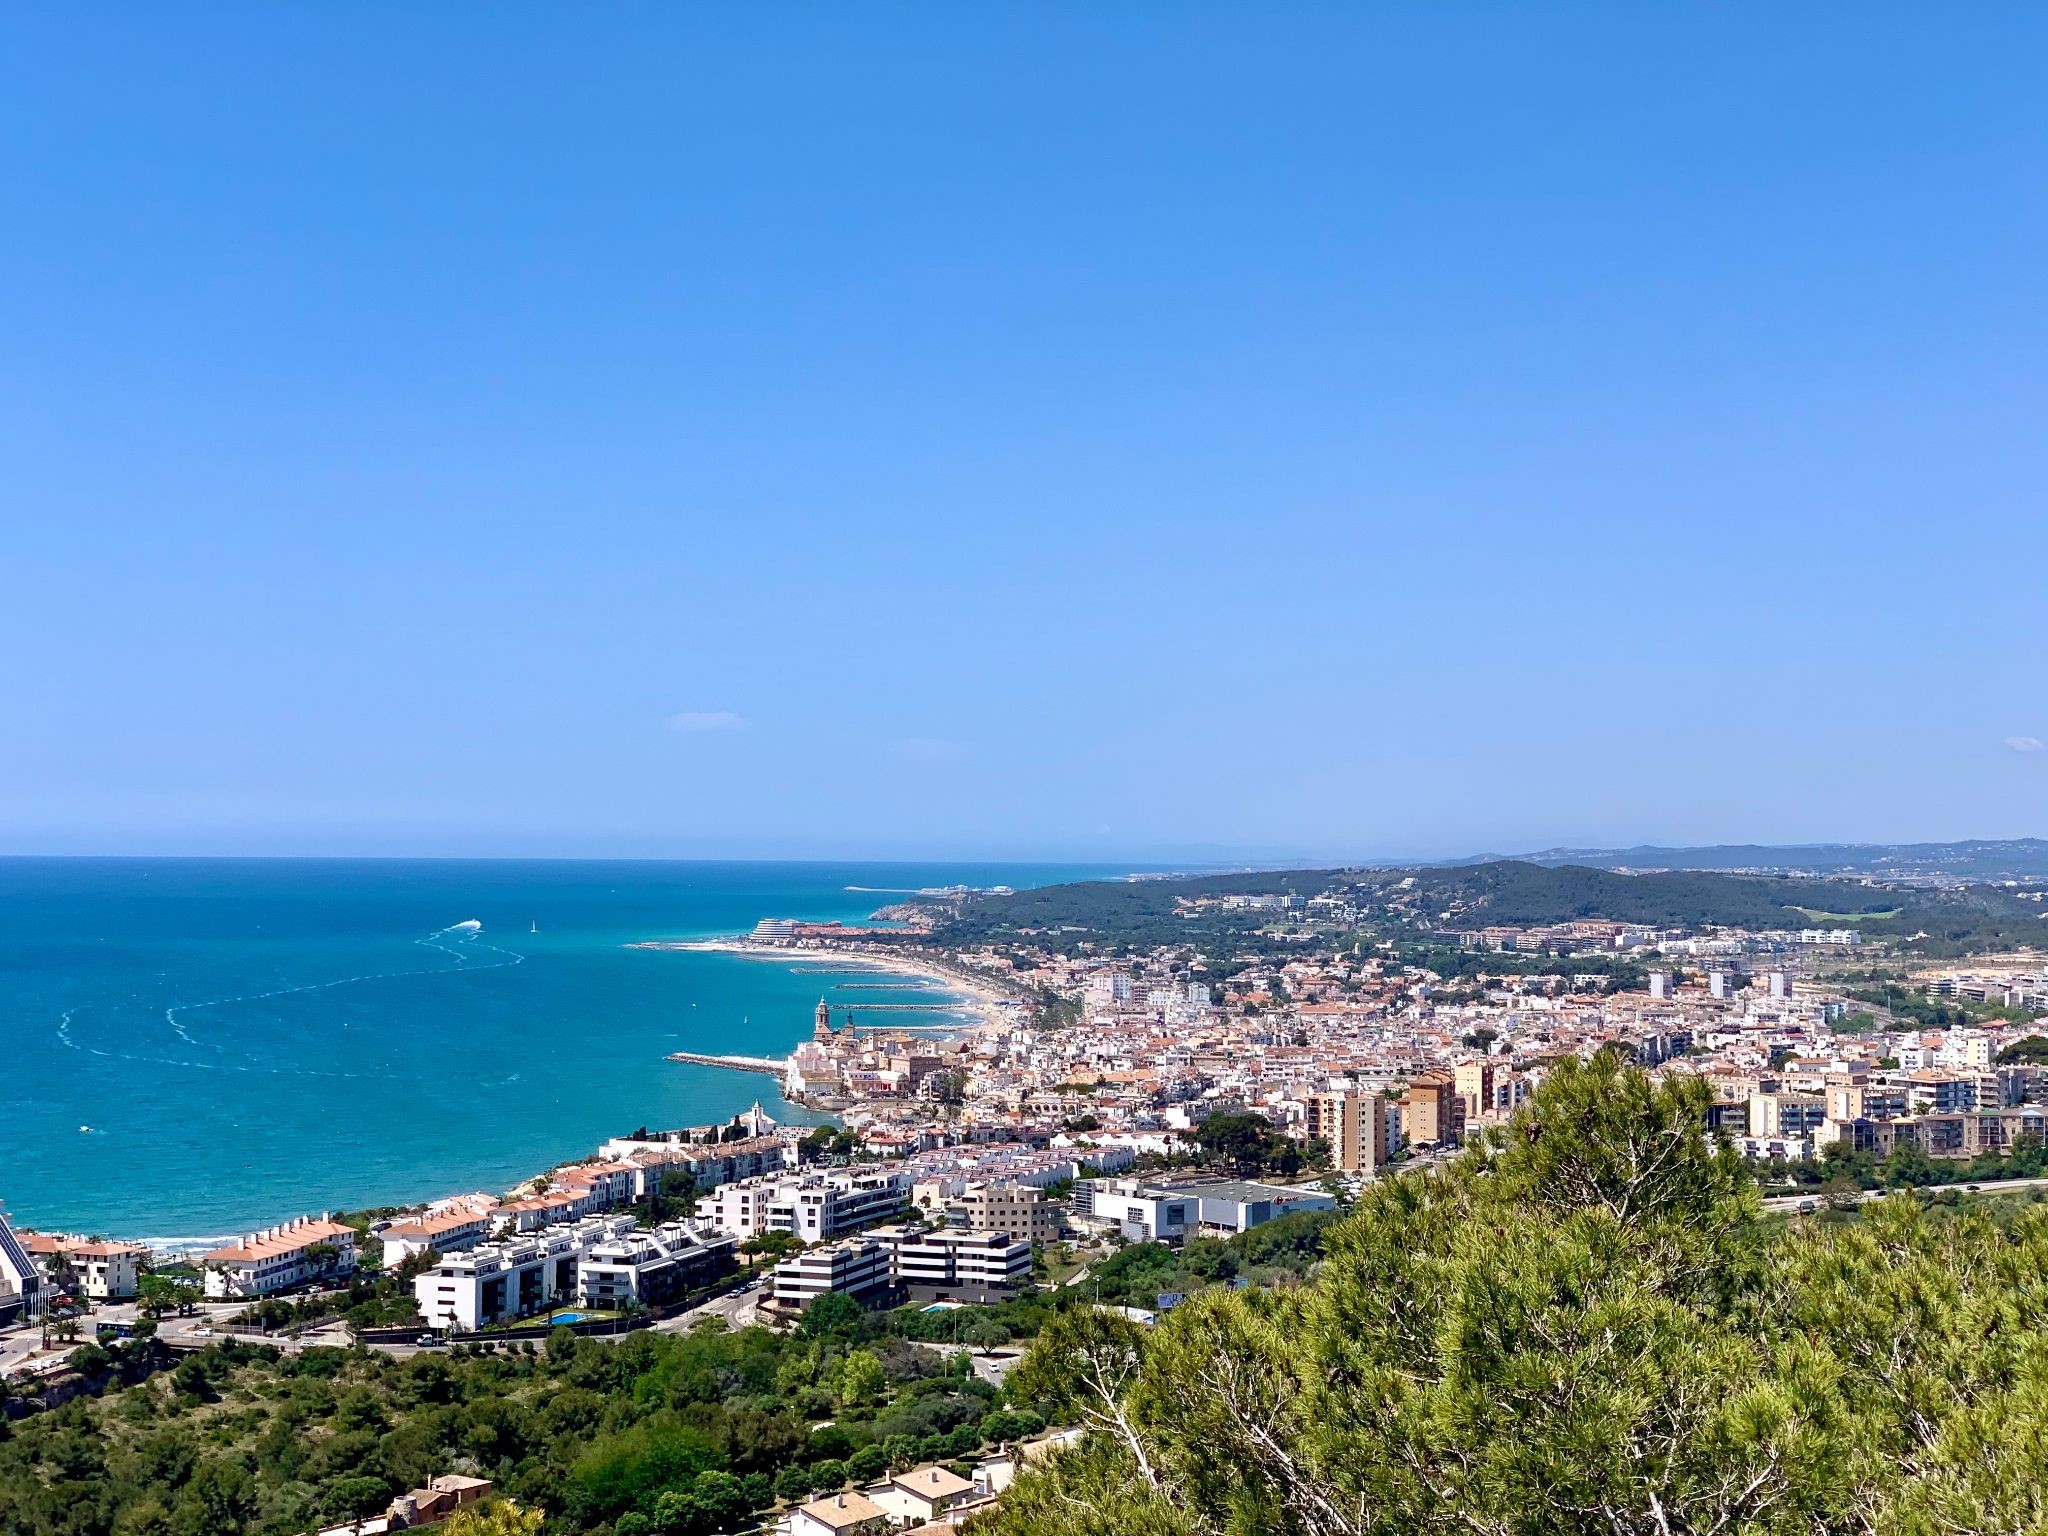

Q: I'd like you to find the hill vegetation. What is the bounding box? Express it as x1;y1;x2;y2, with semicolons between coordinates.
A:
929;860;2044;955
1399;860;1903;928
0;1213;1338;1536
0;1309;1016;1536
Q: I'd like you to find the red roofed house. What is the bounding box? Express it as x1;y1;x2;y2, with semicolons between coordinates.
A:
17;1233;147;1300
200;1214;357;1298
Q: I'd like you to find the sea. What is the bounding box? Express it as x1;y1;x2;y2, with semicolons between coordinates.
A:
0;858;1114;1243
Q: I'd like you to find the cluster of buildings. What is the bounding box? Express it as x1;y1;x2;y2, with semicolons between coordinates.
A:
1070;1176;1334;1243
751;917;2048;1195
770;1223;1032;1311
411;1215;738;1332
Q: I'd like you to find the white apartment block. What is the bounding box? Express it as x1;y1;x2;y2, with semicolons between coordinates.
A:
413;1214;636;1332
869;1225;1031;1302
770;1237;893;1311
18;1234;146;1300
200;1216;359;1299
377;1208;494;1266
700;1168;910;1244
576;1223;738;1311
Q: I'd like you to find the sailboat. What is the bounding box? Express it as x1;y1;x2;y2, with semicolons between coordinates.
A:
530;920;538;934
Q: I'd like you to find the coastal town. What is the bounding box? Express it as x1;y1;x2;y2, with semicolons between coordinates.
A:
11;859;2048;1536
13;863;2048;1340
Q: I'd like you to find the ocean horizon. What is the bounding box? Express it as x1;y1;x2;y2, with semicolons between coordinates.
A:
0;857;1114;1240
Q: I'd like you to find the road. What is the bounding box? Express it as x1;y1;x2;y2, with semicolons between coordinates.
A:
653;1283;769;1334
1763;1174;2048;1215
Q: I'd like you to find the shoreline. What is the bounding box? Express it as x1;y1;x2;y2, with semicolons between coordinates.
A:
632;936;1020;1034
35;940;976;1257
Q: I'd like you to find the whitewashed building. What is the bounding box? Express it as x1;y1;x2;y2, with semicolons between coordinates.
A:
200;1216;358;1299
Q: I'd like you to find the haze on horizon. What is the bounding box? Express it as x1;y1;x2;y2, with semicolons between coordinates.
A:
5;6;2046;865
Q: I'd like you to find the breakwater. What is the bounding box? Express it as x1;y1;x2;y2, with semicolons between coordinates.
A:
665;1050;785;1078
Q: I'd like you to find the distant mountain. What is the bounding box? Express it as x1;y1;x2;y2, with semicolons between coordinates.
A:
1496;839;2048;881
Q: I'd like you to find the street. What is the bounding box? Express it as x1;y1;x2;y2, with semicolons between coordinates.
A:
1762;1173;2048;1215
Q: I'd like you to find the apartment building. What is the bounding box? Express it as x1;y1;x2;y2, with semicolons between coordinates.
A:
1403;1073;1466;1149
1305;1090;1387;1174
1826;1084;1909;1123
413;1214;636;1332
1748;1093;1828;1138
950;1180;1057;1244
18;1233;147;1300
599;1133;794;1197
575;1223;738;1311
1819;1106;2048;1160
869;1225;1032;1303
1453;1060;1531;1124
377;1208;495;1266
701;1169;911;1243
770;1237;894;1311
1905;1072;1980;1114
201;1215;359;1299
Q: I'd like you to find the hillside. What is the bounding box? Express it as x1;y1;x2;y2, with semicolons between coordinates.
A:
929;860;2046;955
1400;861;1903;929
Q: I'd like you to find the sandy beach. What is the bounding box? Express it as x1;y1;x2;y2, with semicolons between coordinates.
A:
630;937;1021;1033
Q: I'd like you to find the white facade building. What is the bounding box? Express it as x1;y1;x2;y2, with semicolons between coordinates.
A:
18;1234;145;1301
377;1208;494;1266
869;1225;1031;1302
413;1214;635;1332
770;1237;893;1311
200;1216;358;1299
700;1168;910;1244
576;1223;738;1310
0;1212;46;1323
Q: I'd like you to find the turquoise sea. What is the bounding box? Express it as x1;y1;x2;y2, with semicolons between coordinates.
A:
0;859;1110;1240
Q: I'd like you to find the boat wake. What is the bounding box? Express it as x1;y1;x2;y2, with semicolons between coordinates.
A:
56;923;527;1077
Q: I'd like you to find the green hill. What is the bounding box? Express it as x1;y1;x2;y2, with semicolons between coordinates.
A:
930;860;2045;955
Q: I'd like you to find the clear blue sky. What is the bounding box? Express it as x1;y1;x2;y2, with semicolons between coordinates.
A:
5;6;2046;863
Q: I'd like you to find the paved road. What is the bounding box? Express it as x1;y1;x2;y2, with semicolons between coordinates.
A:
1763;1173;2048;1215
654;1284;768;1334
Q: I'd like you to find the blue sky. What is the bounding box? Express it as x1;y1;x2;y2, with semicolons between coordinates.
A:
4;5;2046;863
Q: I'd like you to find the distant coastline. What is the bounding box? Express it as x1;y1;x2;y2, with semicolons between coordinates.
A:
629;935;1018;1033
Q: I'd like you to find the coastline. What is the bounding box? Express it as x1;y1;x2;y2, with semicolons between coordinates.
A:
0;859;1091;1256
632;936;1020;1034
71;943;986;1257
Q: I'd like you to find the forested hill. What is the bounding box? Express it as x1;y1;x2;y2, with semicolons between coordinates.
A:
1405;861;1902;929
928;860;2043;954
